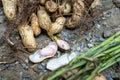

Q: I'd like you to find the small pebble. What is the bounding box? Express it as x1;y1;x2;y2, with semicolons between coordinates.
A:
103;30;113;38
87;43;94;48
0;36;5;46
22;74;31;80
0;10;5;23
106;77;113;80
37;64;44;70
22;64;28;69
0;76;4;80
113;0;120;8
99;37;105;42
95;24;101;30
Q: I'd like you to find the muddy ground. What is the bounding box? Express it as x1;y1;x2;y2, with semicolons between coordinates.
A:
0;0;120;80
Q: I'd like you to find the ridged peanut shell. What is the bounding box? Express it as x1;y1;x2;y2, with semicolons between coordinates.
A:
2;0;17;20
18;23;36;52
45;1;57;12
30;13;41;36
93;74;106;80
39;0;46;5
48;17;66;36
63;2;71;14
66;0;85;28
37;7;51;31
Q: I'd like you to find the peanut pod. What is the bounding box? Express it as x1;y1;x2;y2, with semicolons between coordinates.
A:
45;0;57;13
30;13;41;36
66;0;86;28
2;0;17;20
37;6;51;31
39;0;46;5
48;17;66;37
59;0;72;14
18;23;36;52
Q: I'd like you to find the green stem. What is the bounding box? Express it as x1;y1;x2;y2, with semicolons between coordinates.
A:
99;53;120;72
68;67;93;80
103;44;120;54
47;32;120;80
71;32;120;64
86;64;102;80
47;68;69;80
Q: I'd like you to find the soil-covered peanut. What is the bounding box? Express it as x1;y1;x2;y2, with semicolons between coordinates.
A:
45;0;57;13
66;0;86;28
2;0;17;20
48;17;66;37
37;6;51;31
93;74;106;80
39;0;46;5
18;23;36;52
59;0;72;14
30;13;41;36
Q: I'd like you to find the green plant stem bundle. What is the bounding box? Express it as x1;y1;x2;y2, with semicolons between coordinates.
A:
47;32;120;80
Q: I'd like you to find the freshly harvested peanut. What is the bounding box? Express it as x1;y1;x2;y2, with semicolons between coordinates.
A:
37;6;51;31
30;13;41;36
18;23;36;52
2;0;17;20
66;0;86;28
45;0;57;13
58;0;71;15
48;17;66;37
63;2;71;14
93;74;106;80
39;0;46;5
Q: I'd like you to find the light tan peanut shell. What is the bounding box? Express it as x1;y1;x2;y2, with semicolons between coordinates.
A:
63;2;71;14
37;7;51;31
18;23;36;52
91;0;100;9
45;1;57;12
66;0;85;28
48;17;66;36
30;13;41;36
93;74;106;80
39;0;46;5
2;0;17;20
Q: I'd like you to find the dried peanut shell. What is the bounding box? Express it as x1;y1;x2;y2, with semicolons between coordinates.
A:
37;7;51;31
66;0;85;28
18;23;36;52
48;17;66;36
30;13;41;36
2;0;17;20
45;1;57;13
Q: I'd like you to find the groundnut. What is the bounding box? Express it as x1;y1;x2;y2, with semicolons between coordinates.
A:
39;0;46;5
2;0;17;20
93;74;106;80
63;2;71;14
45;0;57;13
37;6;51;31
48;17;66;37
18;23;36;52
66;0;86;28
30;13;41;36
